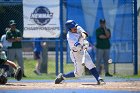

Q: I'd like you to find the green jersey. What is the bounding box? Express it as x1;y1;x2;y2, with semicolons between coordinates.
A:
96;27;111;49
6;29;22;49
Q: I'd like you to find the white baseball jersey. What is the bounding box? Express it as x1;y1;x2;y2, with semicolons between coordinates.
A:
67;26;96;77
1;34;12;51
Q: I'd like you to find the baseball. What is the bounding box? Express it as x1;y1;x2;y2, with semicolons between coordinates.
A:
108;59;112;64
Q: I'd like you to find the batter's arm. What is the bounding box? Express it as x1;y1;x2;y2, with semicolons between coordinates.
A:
81;32;88;39
77;26;88;39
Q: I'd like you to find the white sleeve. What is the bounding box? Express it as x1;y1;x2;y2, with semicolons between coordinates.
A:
77;26;88;37
67;34;76;49
67;33;82;51
77;26;86;33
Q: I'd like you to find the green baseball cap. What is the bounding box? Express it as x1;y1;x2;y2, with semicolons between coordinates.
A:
100;19;106;23
9;20;16;25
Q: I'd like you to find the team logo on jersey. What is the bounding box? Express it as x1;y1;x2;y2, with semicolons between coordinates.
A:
30;6;53;26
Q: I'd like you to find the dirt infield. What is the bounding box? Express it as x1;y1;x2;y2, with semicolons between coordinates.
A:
0;81;140;91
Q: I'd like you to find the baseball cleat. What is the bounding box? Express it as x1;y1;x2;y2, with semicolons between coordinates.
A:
14;67;23;81
55;73;64;84
105;73;113;77
97;78;106;85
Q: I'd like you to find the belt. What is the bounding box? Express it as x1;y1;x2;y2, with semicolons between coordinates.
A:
70;49;78;52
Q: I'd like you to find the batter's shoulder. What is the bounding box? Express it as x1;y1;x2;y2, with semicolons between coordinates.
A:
66;32;70;39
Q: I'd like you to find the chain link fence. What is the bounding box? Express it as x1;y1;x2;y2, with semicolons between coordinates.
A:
0;0;137;77
0;3;23;37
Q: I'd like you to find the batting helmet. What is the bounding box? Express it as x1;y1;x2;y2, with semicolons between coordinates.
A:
65;20;78;30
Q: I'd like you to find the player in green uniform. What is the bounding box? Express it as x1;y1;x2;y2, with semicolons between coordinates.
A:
0;43;22;84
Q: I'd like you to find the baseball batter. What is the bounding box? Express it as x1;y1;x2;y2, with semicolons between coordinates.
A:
55;20;105;85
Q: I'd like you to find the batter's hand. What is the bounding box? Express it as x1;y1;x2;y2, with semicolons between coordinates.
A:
83;40;89;49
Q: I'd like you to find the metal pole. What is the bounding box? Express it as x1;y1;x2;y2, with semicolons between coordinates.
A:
60;0;64;73
41;42;48;73
55;40;59;76
134;0;138;75
113;62;116;74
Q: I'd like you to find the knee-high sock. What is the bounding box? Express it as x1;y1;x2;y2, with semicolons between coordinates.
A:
89;68;100;81
63;71;75;78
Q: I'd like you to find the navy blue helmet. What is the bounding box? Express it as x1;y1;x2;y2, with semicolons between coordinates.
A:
65;20;78;30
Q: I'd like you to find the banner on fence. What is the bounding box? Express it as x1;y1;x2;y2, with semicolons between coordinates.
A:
23;0;60;38
66;0;133;63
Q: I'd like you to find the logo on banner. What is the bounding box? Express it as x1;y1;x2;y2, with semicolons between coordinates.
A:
30;6;53;26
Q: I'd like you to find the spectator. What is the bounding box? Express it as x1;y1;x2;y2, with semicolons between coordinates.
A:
95;19;112;77
1;27;12;55
6;20;26;77
33;38;46;75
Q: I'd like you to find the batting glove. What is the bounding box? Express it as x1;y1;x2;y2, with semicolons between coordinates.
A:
83;40;89;49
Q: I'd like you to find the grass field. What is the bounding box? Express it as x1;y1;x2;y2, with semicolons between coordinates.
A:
10;58;140;80
22;58;74;80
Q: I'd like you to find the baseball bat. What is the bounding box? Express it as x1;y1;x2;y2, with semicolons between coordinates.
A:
82;49;86;66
